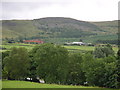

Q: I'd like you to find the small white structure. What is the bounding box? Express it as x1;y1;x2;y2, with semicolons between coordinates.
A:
37;77;45;83
72;42;85;45
26;77;32;81
39;79;45;83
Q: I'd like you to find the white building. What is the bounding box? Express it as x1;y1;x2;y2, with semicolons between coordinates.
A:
72;42;85;45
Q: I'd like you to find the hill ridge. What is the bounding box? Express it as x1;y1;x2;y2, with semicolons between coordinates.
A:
1;17;118;43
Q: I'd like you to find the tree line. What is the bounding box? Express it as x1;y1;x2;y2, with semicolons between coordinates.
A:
1;43;120;88
96;40;118;45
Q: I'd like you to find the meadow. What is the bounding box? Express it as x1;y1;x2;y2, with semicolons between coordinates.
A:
0;43;35;52
2;80;93;88
0;43;118;53
2;80;120;89
0;80;109;89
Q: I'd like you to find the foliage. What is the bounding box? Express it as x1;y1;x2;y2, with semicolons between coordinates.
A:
82;53;117;88
96;39;118;45
32;43;69;84
1;43;118;89
1;51;10;71
66;53;86;85
116;49;120;88
2;47;30;80
93;44;114;58
27;51;39;82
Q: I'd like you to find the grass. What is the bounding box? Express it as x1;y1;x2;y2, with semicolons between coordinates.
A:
64;45;118;53
1;43;36;51
1;43;118;53
64;46;95;51
2;80;119;89
2;80;96;88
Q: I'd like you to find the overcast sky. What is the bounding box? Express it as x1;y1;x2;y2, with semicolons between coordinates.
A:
1;0;120;21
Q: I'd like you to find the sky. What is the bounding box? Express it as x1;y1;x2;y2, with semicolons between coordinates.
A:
1;0;120;21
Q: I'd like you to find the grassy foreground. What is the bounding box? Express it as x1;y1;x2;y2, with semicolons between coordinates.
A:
2;81;120;90
2;80;97;88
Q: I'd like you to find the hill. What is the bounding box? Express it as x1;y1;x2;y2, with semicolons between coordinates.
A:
83;20;118;43
92;20;118;35
1;17;118;43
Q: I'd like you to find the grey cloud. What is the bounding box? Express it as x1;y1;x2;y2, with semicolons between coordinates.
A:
2;1;70;11
2;2;53;11
1;0;119;21
1;1;71;20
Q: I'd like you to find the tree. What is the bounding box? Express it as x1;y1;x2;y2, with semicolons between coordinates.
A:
66;53;86;85
32;43;69;84
82;53;117;88
27;51;38;82
102;56;117;88
82;53;96;86
1;51;10;69
79;39;83;42
0;52;2;80
3;47;30;80
93;44;114;58
116;49;120;88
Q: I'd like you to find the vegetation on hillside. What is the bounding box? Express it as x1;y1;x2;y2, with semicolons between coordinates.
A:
2;17;118;44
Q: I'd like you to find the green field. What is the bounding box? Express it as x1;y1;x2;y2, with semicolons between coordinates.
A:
64;45;118;53
2;80;96;88
2;80;120;89
0;43;118;53
0;43;36;52
64;46;95;51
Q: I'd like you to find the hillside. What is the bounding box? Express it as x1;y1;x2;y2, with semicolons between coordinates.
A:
1;17;118;43
2;20;41;39
85;20;118;43
92;20;118;35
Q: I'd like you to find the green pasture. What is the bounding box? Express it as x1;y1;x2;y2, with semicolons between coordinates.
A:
64;45;118;53
2;80;119;89
0;43;118;53
64;46;95;51
0;43;36;52
2;80;95;88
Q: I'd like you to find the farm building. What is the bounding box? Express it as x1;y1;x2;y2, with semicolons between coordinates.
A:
23;39;44;44
64;42;94;46
64;42;85;45
72;42;85;45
